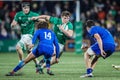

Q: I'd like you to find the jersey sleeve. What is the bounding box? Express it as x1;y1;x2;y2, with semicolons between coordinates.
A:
68;22;73;30
89;27;98;37
53;33;60;58
49;16;60;24
32;30;39;45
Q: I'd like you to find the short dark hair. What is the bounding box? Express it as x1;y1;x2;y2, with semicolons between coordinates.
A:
21;2;30;8
37;21;49;29
85;20;95;28
61;11;71;17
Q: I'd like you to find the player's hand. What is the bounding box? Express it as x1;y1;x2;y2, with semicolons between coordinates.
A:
81;43;88;49
101;50;107;58
31;17;38;20
81;43;88;51
59;25;64;31
55;58;59;63
28;44;34;49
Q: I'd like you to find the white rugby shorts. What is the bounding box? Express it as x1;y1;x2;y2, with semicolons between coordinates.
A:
17;34;33;50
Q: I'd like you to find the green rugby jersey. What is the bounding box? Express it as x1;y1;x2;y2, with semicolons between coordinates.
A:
14;11;39;35
49;16;73;45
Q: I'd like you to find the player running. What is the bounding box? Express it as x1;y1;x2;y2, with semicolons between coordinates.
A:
31;11;73;73
6;20;59;76
11;2;39;71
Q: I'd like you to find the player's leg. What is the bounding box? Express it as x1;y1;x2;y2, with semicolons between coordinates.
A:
16;34;32;62
38;45;56;75
41;51;63;68
39;47;56;66
45;57;54;75
27;46;39;67
91;55;100;69
102;43;116;70
25;34;39;71
40;43;64;69
16;40;25;62
6;52;36;76
81;43;115;78
39;57;54;75
80;47;97;78
50;43;64;65
80;48;94;77
44;46;54;75
50;52;62;65
16;46;24;61
81;42;98;71
28;49;40;73
91;43;115;70
39;53;56;68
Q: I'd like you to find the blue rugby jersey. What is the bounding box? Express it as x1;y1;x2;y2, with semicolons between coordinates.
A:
32;28;59;58
88;26;115;44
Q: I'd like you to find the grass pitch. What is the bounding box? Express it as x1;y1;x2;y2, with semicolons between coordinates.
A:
0;52;120;80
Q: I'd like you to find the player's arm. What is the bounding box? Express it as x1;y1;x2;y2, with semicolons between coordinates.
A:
31;15;50;21
11;12;20;29
59;26;73;38
39;15;50;21
53;34;60;63
94;33;106;57
11;20;18;28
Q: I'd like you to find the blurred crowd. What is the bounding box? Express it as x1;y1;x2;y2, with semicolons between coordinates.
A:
0;0;120;41
81;0;120;42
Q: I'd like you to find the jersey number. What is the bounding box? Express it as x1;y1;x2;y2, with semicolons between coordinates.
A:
44;32;51;40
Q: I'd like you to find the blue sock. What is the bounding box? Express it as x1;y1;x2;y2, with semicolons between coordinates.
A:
13;61;25;72
46;63;50;69
87;68;93;74
45;59;50;70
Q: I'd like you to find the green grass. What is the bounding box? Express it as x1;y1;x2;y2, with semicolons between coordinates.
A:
0;52;120;80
